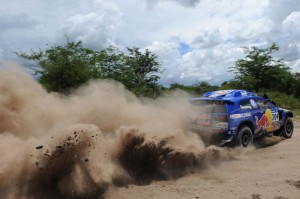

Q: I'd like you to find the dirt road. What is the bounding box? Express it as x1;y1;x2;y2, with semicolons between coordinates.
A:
106;119;300;199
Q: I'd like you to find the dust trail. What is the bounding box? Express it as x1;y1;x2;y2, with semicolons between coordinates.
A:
254;136;284;148
0;63;245;198
286;180;300;189
112;127;240;185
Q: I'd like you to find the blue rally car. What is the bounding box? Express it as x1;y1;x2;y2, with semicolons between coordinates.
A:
190;90;294;147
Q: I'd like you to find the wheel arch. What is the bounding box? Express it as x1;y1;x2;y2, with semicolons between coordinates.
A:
285;111;293;119
237;120;254;135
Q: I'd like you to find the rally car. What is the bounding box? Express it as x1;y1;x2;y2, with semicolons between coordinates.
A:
190;90;294;147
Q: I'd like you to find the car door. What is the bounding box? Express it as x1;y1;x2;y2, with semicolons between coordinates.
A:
255;98;280;134
266;101;280;132
237;98;259;133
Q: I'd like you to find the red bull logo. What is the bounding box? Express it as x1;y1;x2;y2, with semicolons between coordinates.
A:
255;114;269;133
255;109;278;133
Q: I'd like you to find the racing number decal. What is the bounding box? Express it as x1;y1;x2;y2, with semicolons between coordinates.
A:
271;111;280;131
255;109;280;133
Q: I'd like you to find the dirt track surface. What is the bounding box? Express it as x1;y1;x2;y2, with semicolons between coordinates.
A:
106;119;300;199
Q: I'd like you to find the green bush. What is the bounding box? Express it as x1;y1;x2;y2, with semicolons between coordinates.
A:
259;91;300;115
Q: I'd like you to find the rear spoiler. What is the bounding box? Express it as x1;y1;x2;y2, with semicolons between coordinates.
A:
190;97;234;104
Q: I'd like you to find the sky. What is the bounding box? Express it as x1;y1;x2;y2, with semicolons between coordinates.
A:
0;0;300;86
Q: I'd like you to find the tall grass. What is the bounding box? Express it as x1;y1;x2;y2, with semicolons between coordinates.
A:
260;91;300;116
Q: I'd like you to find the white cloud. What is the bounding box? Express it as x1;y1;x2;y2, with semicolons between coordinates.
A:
0;0;299;86
267;0;300;25
192;29;223;49
60;0;123;49
283;12;300;35
0;13;38;32
146;0;201;8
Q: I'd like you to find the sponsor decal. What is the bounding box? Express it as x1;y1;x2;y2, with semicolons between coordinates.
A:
272;122;280;130
190;124;210;131
230;113;251;119
240;105;252;109
250;99;258;109
210;90;233;97
255;114;269;133
271;112;280;131
255;109;280;133
214;122;228;130
272;112;279;121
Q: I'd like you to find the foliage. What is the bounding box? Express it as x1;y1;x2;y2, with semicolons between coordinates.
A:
17;39;299;112
294;72;300;97
18;40;163;97
122;47;162;98
17;40;99;93
194;82;219;94
220;80;241;90
169;82;219;96
258;91;300;114
169;83;195;93
230;43;294;93
96;45;125;80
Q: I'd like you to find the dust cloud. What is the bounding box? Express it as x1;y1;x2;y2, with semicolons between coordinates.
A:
0;63;246;198
254;135;284;148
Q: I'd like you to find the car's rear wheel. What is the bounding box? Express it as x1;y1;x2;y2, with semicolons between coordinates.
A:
282;117;294;138
236;126;253;147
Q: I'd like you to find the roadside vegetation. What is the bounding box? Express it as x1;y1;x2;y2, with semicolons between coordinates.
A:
17;40;300;115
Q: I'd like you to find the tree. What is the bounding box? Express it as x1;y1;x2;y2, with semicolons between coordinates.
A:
96;46;163;97
122;47;162;98
17;40;100;93
294;72;300;97
96;45;125;80
193;82;219;94
18;40;163;98
169;83;196;93
230;43;293;93
169;82;219;95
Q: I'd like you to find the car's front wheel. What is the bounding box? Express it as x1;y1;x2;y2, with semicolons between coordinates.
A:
282;117;294;138
236;126;253;147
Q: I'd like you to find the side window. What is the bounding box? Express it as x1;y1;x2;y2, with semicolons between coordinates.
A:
257;99;270;109
239;99;258;110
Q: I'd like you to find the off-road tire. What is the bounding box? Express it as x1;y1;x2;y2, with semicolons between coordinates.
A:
282;117;294;138
236;126;253;147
